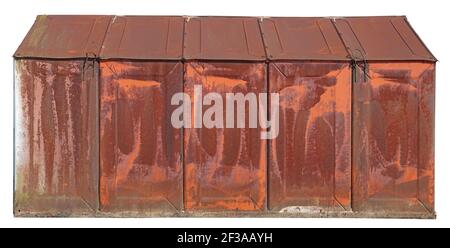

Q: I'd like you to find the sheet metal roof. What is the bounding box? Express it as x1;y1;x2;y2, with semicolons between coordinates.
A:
14;15;112;59
14;15;436;62
100;16;184;60
260;17;350;61
333;16;436;62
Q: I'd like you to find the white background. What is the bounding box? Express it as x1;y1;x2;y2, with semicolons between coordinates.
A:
0;0;448;228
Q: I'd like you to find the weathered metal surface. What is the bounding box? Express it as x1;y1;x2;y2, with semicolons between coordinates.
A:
14;59;99;214
99;61;183;212
352;62;435;213
268;62;352;211
13;15;437;218
260;18;350;61
184;17;266;61
333;16;436;62
184;62;267;211
15;15;112;58
100;16;184;60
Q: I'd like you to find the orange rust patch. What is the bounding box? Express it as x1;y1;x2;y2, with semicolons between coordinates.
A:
100;62;141;78
117;79;161;91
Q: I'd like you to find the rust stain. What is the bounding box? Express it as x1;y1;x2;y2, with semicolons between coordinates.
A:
117;79;161;91
100;62;141;78
185;64;248;90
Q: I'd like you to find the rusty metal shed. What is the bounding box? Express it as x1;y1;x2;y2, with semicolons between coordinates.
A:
14;15;436;218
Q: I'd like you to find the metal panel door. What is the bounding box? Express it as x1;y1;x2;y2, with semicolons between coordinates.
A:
352;62;435;214
184;62;267;211
100;61;183;212
268;62;352;211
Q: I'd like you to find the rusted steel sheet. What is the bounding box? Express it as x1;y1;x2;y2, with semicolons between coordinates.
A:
260;18;349;61
268;62;352;211
14;59;99;214
184;62;267;211
333;16;436;62
184;17;266;61
99;62;183;212
100;16;184;60
15;15;112;58
352;62;435;213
